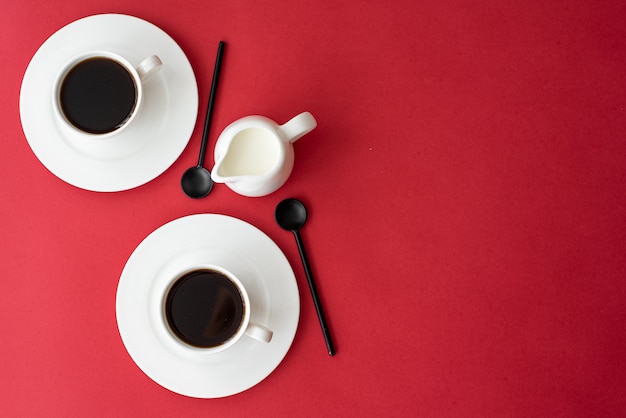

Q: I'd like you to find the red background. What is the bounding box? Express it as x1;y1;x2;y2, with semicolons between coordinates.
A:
2;0;626;416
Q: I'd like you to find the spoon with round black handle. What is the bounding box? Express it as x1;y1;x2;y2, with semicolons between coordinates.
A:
181;41;225;198
275;198;335;356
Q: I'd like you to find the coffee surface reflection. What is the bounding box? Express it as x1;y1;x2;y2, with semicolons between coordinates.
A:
60;57;137;134
165;269;245;348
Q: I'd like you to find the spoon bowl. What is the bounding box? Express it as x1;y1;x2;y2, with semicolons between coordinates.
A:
275;198;307;231
181;166;213;198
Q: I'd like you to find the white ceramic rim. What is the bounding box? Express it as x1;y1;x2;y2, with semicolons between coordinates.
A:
159;264;254;355
51;50;144;138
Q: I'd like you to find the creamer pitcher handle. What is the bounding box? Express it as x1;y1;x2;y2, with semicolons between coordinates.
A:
279;112;317;143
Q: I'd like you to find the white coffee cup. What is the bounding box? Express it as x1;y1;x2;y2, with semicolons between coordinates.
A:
162;265;273;354
52;51;162;137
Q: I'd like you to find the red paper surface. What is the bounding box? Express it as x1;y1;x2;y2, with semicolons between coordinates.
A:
2;0;626;416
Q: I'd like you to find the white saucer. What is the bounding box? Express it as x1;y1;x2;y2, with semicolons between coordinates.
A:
116;214;300;398
19;14;198;192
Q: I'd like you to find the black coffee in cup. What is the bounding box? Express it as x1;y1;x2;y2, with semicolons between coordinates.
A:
59;57;137;134
165;269;246;348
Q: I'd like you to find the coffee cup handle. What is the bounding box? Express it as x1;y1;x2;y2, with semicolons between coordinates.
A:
136;55;163;82
245;322;273;343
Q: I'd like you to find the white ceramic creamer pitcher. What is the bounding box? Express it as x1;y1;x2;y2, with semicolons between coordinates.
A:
211;112;317;197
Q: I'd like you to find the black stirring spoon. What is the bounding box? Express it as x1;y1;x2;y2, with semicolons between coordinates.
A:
181;41;225;198
275;198;335;356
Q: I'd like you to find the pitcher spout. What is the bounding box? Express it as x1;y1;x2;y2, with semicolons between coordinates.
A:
211;126;282;181
210;152;271;188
